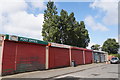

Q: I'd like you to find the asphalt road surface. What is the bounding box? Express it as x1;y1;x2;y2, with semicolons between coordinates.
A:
56;64;119;78
1;63;119;80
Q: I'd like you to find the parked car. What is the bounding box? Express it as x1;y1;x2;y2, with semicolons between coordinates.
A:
110;57;120;64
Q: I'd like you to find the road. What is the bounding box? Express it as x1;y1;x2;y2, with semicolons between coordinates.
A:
1;63;119;80
56;64;119;79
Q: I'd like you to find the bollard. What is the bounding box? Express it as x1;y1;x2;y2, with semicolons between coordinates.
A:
95;60;98;63
71;60;76;67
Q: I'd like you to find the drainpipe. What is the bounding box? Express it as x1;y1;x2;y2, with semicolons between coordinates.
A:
14;44;18;72
83;50;85;64
0;36;5;76
46;46;49;69
69;48;72;66
92;51;94;63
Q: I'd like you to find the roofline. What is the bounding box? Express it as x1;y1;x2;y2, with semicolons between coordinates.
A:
71;47;93;51
93;50;107;54
48;42;71;48
1;34;48;45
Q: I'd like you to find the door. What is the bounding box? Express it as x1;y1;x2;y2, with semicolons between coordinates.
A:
49;47;70;68
2;41;16;75
16;42;46;72
85;51;92;64
71;49;84;65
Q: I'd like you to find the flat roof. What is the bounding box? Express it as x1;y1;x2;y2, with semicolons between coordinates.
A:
93;50;107;54
49;42;71;48
71;47;93;51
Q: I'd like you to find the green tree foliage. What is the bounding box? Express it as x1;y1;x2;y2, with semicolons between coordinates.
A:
42;1;90;48
42;1;58;42
102;38;119;54
91;44;101;50
110;54;120;59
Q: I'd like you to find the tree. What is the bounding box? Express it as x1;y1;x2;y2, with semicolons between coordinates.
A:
102;38;119;54
58;9;69;44
91;44;100;50
75;21;90;47
42;1;59;42
42;1;90;48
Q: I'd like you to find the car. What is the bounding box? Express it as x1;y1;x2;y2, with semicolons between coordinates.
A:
110;57;120;64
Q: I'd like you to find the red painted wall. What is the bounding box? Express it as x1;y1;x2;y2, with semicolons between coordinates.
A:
49;47;70;69
16;42;46;72
1;40;94;76
85;51;93;64
2;41;16;75
71;49;84;65
2;40;46;75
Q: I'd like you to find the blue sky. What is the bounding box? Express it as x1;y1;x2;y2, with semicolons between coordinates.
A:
55;2;118;48
0;0;118;49
56;2;93;21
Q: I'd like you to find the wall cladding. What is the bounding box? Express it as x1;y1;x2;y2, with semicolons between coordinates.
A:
2;41;16;75
16;42;46;72
2;41;46;75
71;49;84;65
49;47;70;69
1;36;107;76
85;51;93;64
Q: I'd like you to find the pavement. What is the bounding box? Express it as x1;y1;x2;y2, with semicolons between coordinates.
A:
56;64;119;78
1;63;119;80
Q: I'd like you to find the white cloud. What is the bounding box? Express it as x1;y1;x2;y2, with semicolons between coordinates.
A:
3;11;44;40
0;0;45;40
30;0;46;9
115;37;118;42
85;16;109;31
118;35;120;43
1;0;27;14
25;0;46;13
87;42;96;49
90;0;118;25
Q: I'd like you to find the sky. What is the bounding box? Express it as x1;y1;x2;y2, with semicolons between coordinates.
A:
0;0;119;49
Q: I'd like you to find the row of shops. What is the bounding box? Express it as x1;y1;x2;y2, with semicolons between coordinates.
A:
0;34;108;76
93;50;108;63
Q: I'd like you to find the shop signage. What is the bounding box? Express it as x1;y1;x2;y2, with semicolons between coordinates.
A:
50;43;71;48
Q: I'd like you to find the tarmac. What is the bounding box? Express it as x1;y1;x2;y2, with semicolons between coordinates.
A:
1;63;107;79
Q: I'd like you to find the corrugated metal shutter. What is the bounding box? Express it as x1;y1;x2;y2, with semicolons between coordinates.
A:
2;40;46;75
2;41;16;75
85;51;92;64
49;47;70;69
71;49;84;65
16;42;46;72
